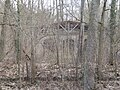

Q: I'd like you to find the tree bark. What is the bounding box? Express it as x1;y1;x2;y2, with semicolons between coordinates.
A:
56;0;60;65
84;0;100;90
97;0;107;80
118;1;120;31
0;0;10;61
29;0;35;83
75;0;85;86
15;0;21;89
109;0;117;65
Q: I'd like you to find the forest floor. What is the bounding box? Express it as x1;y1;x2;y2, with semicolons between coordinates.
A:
0;59;120;90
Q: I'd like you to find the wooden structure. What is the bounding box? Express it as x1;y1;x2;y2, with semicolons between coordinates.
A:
41;21;88;65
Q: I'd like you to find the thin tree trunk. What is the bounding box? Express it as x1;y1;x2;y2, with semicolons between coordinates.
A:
59;0;64;21
41;0;44;11
75;0;85;86
37;0;40;10
118;1;120;32
56;0;60;65
15;0;21;89
97;0;107;81
109;0;117;65
30;0;35;83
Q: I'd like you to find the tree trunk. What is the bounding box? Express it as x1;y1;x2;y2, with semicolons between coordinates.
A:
29;0;35;83
84;0;100;90
75;0;85;86
56;0;60;65
97;0;107;81
0;0;10;61
15;0;21;89
109;0;117;65
118;1;120;32
59;0;64;21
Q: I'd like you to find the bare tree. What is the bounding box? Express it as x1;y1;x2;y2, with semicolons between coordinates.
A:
97;0;107;80
59;0;64;21
109;0;117;65
0;0;10;61
84;0;100;90
118;1;120;32
75;0;85;86
29;0;36;83
56;0;60;65
15;0;22;89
